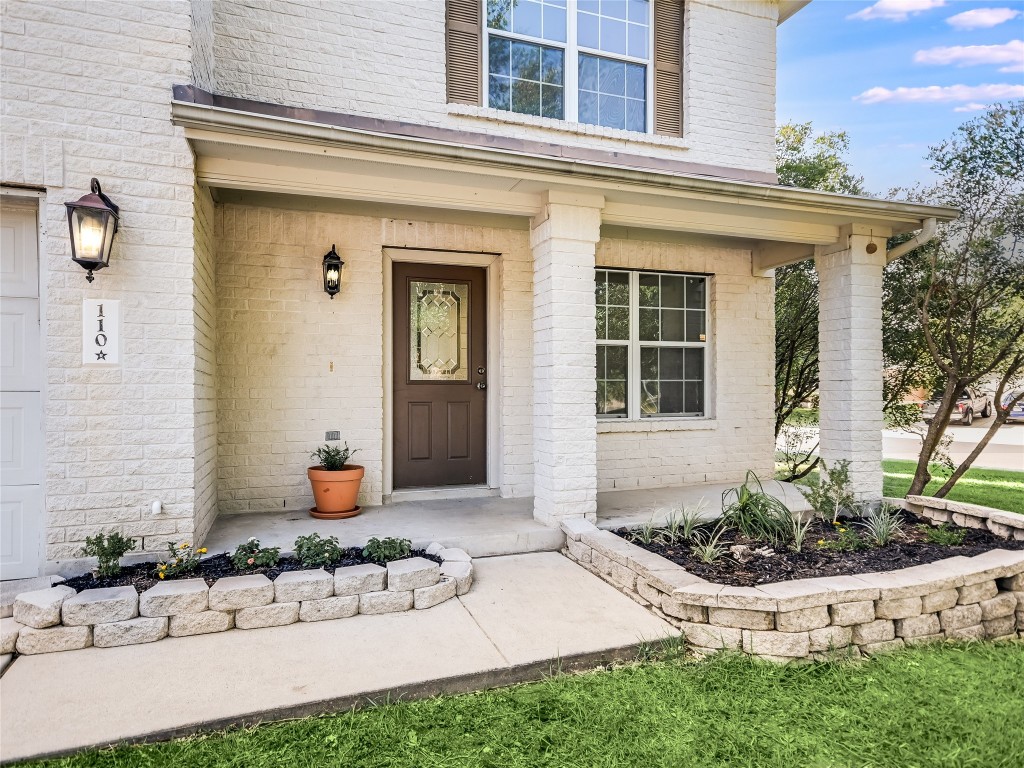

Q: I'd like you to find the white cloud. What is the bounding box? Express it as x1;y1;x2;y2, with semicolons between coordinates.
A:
854;83;1024;104
946;7;1022;30
914;40;1024;72
848;0;946;22
953;102;991;112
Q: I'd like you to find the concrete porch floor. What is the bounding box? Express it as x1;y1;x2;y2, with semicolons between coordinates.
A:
204;480;809;558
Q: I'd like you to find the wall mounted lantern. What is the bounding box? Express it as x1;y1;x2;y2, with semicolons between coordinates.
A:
322;244;344;299
65;178;119;283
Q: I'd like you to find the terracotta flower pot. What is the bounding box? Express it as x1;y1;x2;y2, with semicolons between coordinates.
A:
307;464;364;517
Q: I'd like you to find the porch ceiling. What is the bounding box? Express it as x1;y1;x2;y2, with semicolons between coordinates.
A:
174;93;956;252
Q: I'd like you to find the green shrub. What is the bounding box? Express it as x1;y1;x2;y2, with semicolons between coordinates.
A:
816;523;869;553
294;533;345;567
721;471;792;546
230;537;281;570
918;523;967;546
690;525;728;564
628;518;660;545
362;536;411;563
800;459;857;523
858;503;905;546
157;541;207;579
310;443;358;471
80;531;137;577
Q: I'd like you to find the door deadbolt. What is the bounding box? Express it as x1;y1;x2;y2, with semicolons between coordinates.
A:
477;367;486;375
476;382;487;390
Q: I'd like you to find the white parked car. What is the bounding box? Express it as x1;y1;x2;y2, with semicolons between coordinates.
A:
921;387;992;426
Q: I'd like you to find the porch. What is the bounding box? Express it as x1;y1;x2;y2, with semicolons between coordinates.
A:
204;480;810;558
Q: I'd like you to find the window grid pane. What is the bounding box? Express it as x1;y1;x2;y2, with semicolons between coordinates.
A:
640;347;704;417
489;37;565;119
577;0;649;58
487;0;567;43
638;273;706;342
578;54;645;132
596;270;708;419
597;344;629;416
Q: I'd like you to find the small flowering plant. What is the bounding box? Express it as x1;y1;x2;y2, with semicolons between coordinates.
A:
230;537;281;571
156;541;207;579
816;521;868;553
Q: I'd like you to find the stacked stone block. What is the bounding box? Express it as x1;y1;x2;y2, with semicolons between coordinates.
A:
6;546;473;657
907;496;1024;541
561;519;1024;661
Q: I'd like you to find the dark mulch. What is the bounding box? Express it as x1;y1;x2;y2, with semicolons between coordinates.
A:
58;549;443;594
615;512;1024;587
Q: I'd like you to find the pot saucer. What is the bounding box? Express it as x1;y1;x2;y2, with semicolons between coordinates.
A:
309;506;362;520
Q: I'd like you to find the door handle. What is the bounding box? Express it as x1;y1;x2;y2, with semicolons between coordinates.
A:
476;382;487;390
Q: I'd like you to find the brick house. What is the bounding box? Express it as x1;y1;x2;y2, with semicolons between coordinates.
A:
0;0;954;579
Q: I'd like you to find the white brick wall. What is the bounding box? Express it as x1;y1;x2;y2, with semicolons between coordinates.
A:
815;232;885;500
1;0;206;564
595;237;776;490
530;199;603;524
192;184;217;543
215;204;535;514
207;0;779;175
215;211;775;518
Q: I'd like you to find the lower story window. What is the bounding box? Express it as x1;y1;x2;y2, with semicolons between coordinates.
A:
596;269;708;419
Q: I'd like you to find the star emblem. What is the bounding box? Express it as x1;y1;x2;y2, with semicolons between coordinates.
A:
96;350;107;360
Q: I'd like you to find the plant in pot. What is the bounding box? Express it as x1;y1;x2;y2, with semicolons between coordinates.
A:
308;443;363;519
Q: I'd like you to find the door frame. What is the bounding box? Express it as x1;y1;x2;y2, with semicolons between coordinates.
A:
1;187;48;578
382;247;502;501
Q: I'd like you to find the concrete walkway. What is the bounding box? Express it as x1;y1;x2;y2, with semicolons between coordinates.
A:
0;553;675;763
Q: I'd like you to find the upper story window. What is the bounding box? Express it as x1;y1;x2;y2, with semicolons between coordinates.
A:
484;0;652;132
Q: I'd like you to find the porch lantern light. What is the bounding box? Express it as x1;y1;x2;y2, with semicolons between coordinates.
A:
65;178;119;283
322;244;344;299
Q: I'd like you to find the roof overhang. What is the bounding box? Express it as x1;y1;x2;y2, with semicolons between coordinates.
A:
171;87;956;267
778;0;812;24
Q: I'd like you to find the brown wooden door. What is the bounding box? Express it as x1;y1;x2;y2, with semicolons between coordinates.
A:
393;263;487;488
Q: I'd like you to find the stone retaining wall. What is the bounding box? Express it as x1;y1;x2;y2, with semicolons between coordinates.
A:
1;545;473;661
560;519;1024;662
905;496;1024;541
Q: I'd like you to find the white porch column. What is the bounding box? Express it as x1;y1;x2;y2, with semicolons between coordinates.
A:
814;225;888;502
530;191;604;525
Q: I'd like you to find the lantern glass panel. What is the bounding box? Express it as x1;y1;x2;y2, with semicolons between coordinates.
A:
71;208;112;265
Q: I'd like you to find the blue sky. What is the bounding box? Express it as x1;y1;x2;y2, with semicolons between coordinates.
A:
777;0;1024;195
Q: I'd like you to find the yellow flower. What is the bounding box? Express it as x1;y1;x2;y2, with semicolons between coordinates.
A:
817;539;825;545
179;542;190;549
198;548;207;554
158;573;165;579
839;528;847;533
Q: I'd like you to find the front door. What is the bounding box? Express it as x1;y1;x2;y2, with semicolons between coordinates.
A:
393;263;487;489
1;201;43;579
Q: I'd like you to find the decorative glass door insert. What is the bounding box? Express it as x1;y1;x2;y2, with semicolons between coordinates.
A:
409;281;470;381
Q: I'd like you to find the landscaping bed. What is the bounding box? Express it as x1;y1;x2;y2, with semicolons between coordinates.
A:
616;511;1024;588
59;549;443;595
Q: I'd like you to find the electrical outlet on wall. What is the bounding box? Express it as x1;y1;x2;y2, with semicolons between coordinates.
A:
325;431;340;441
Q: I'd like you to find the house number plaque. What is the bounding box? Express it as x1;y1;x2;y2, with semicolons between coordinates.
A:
82;299;120;365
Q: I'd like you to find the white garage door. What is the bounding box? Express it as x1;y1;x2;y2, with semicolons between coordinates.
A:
1;201;42;579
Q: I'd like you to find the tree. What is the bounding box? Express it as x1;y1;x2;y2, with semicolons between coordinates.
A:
774;123;864;480
889;103;1024;496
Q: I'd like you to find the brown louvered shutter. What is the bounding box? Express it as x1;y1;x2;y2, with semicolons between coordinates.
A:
653;0;683;137
446;0;482;105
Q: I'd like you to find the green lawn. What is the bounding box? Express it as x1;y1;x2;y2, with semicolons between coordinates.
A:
30;644;1024;768
783;460;1024;514
882;459;1024;514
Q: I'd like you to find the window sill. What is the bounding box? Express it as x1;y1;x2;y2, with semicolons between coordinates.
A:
447;103;689;150
597;418;718;434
